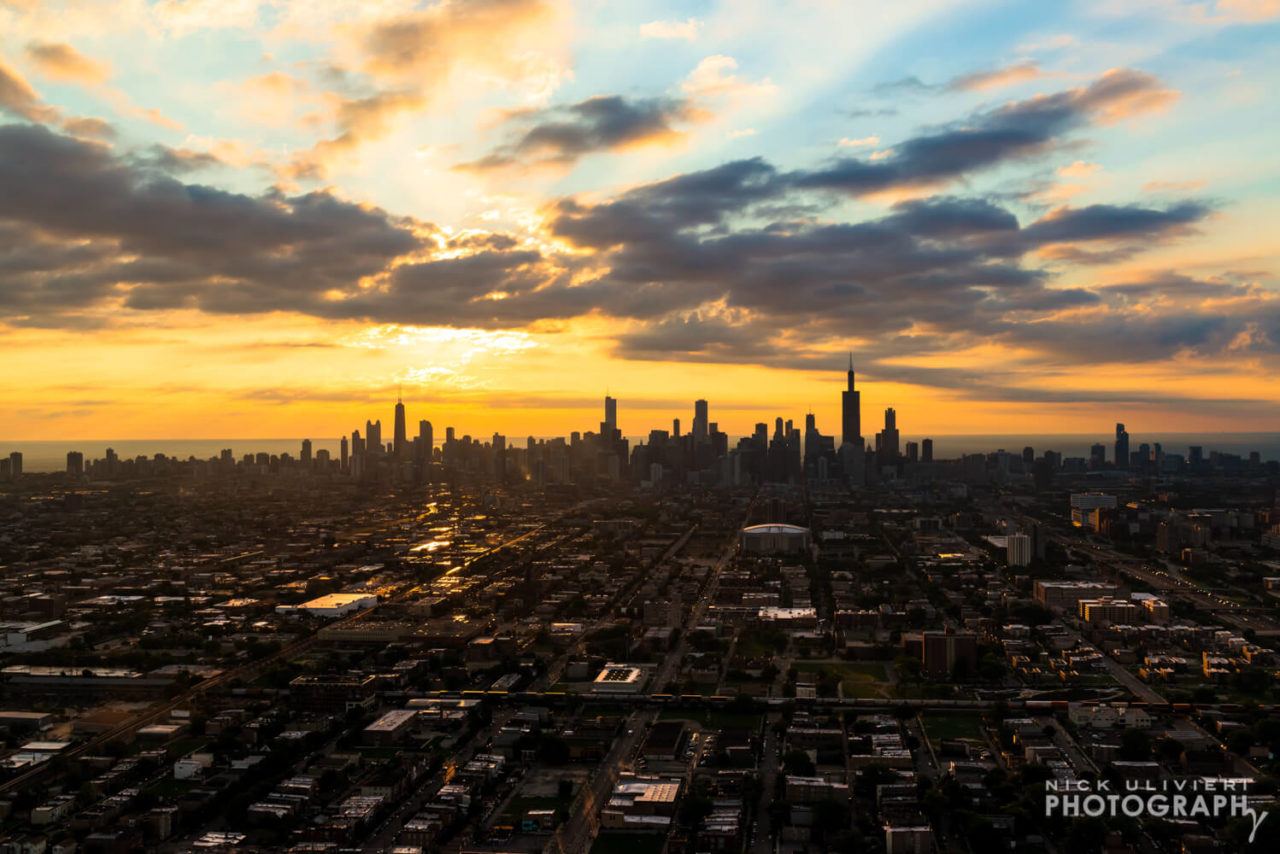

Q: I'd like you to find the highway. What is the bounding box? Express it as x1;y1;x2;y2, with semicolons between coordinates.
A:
1026;517;1280;636
1061;626;1168;705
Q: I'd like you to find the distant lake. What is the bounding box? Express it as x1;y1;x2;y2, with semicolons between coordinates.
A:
3;433;1278;473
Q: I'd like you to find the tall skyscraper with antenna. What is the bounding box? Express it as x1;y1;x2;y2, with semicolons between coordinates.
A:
393;391;407;458
841;354;862;448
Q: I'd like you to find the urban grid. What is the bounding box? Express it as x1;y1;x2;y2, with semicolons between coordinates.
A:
0;363;1278;854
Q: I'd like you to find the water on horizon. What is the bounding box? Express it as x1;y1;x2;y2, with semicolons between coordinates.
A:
3;433;1278;473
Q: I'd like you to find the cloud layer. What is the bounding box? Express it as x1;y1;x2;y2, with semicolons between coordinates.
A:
459;95;697;170
0;63;1275;404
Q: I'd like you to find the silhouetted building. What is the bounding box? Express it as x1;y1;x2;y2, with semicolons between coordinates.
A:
604;396;617;434
876;408;900;467
918;630;977;678
841;354;862;448
693;399;709;444
418;420;433;461
393;397;407;457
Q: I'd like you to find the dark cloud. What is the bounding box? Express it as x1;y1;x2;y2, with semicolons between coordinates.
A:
1099;272;1259;302
0;123;424;321
3;67;1261;395
126;144;223;175
550;157;783;250
1022;202;1207;244
549;172;1237;377
613;314;775;361
991;307;1280;365
799;70;1176;197
459;95;695;170
328;249;591;326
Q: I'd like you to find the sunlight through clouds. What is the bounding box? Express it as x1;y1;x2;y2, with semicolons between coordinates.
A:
0;0;1278;438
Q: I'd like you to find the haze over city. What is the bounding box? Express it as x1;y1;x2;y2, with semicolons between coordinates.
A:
2;0;1280;441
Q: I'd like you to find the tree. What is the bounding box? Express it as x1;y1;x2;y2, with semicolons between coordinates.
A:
979;656;1007;683
1119;728;1151;761
537;735;570;765
1227;730;1256;756
679;794;713;827
1192;685;1219;704
1156;737;1185;763
783;749;816;776
812;799;850;837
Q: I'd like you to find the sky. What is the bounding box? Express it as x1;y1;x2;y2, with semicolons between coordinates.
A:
1;0;1278;442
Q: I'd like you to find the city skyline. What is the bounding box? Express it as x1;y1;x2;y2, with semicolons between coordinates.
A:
2;1;1280;439
9;357;1277;478
3;5;1280;852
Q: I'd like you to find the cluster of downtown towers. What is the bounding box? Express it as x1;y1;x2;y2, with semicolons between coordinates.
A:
335;360;933;486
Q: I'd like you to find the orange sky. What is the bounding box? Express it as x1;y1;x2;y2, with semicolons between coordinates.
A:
1;1;1278;440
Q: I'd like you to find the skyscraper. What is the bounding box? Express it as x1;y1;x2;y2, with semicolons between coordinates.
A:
300;439;312;466
604;395;617;434
922;438;933;463
1115;422;1130;469
879;407;900;463
419;420;433;458
693;399;709;444
1007;533;1032;567
841;354;861;448
393;395;407;457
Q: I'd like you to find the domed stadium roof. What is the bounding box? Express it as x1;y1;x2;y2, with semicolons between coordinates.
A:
740;523;810;535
